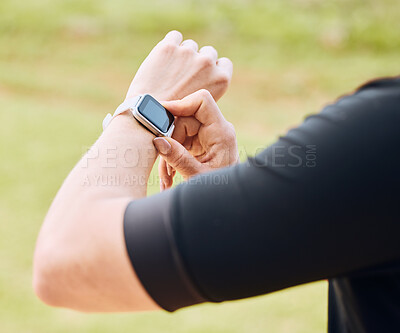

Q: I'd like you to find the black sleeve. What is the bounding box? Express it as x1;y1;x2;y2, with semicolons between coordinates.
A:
124;78;400;312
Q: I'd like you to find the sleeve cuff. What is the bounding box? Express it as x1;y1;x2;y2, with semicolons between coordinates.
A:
123;189;207;312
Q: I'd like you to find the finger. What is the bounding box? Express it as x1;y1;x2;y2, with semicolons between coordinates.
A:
166;163;174;177
158;158;173;191
163;30;183;45
182;136;193;151
199;46;218;62
217;57;233;81
172;116;201;144
190;135;204;157
162;89;224;126
153;137;203;179
180;39;198;52
158;158;167;191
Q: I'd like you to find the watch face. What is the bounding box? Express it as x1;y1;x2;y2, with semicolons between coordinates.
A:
137;95;174;133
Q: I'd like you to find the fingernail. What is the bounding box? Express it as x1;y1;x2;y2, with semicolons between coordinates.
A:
153;138;171;155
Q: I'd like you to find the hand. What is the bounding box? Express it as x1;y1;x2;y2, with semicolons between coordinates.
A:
153;89;239;190
126;31;233;102
125;30;233;188
33;33;234;313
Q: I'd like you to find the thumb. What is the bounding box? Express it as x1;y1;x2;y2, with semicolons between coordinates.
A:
153;137;203;179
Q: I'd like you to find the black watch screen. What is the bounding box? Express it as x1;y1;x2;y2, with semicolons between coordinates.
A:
137;95;174;133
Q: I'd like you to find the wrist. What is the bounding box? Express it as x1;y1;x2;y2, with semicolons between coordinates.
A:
127;86;178;103
101;111;158;183
108;111;155;140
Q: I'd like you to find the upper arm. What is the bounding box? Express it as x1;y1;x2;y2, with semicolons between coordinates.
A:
34;78;400;313
123;79;400;311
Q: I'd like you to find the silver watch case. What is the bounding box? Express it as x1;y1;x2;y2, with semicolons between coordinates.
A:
131;94;175;137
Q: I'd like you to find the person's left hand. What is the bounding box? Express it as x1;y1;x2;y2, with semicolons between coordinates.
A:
126;30;233;102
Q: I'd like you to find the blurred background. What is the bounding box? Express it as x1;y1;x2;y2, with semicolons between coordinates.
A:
0;0;398;332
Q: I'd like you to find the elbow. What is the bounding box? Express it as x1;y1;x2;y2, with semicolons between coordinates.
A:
33;207;87;309
33;245;65;308
33;226;79;309
33;221;99;312
33;270;60;308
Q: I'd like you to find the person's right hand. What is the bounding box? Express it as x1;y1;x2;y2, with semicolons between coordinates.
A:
126;30;233;102
153;90;239;190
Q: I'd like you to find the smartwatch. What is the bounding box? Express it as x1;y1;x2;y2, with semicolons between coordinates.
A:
103;94;175;137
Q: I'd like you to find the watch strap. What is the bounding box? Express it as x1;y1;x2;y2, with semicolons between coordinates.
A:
102;95;141;130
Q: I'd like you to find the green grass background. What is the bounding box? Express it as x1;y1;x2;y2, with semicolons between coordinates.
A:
0;0;399;332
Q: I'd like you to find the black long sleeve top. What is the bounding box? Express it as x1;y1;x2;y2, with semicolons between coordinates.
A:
124;78;400;333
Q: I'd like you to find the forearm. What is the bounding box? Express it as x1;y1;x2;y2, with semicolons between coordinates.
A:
34;112;159;312
33;30;233;312
40;112;156;248
66;112;156;199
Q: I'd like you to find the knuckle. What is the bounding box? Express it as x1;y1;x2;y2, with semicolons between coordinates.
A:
215;71;230;85
225;122;237;141
227;121;235;132
173;150;187;169
197;55;214;69
179;45;195;56
219;56;232;64
183;39;197;46
198;88;213;101
166;30;182;39
159;42;177;54
202;45;217;53
173;30;183;37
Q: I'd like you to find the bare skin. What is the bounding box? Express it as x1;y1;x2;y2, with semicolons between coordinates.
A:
33;31;233;312
155;90;239;190
127;32;232;102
